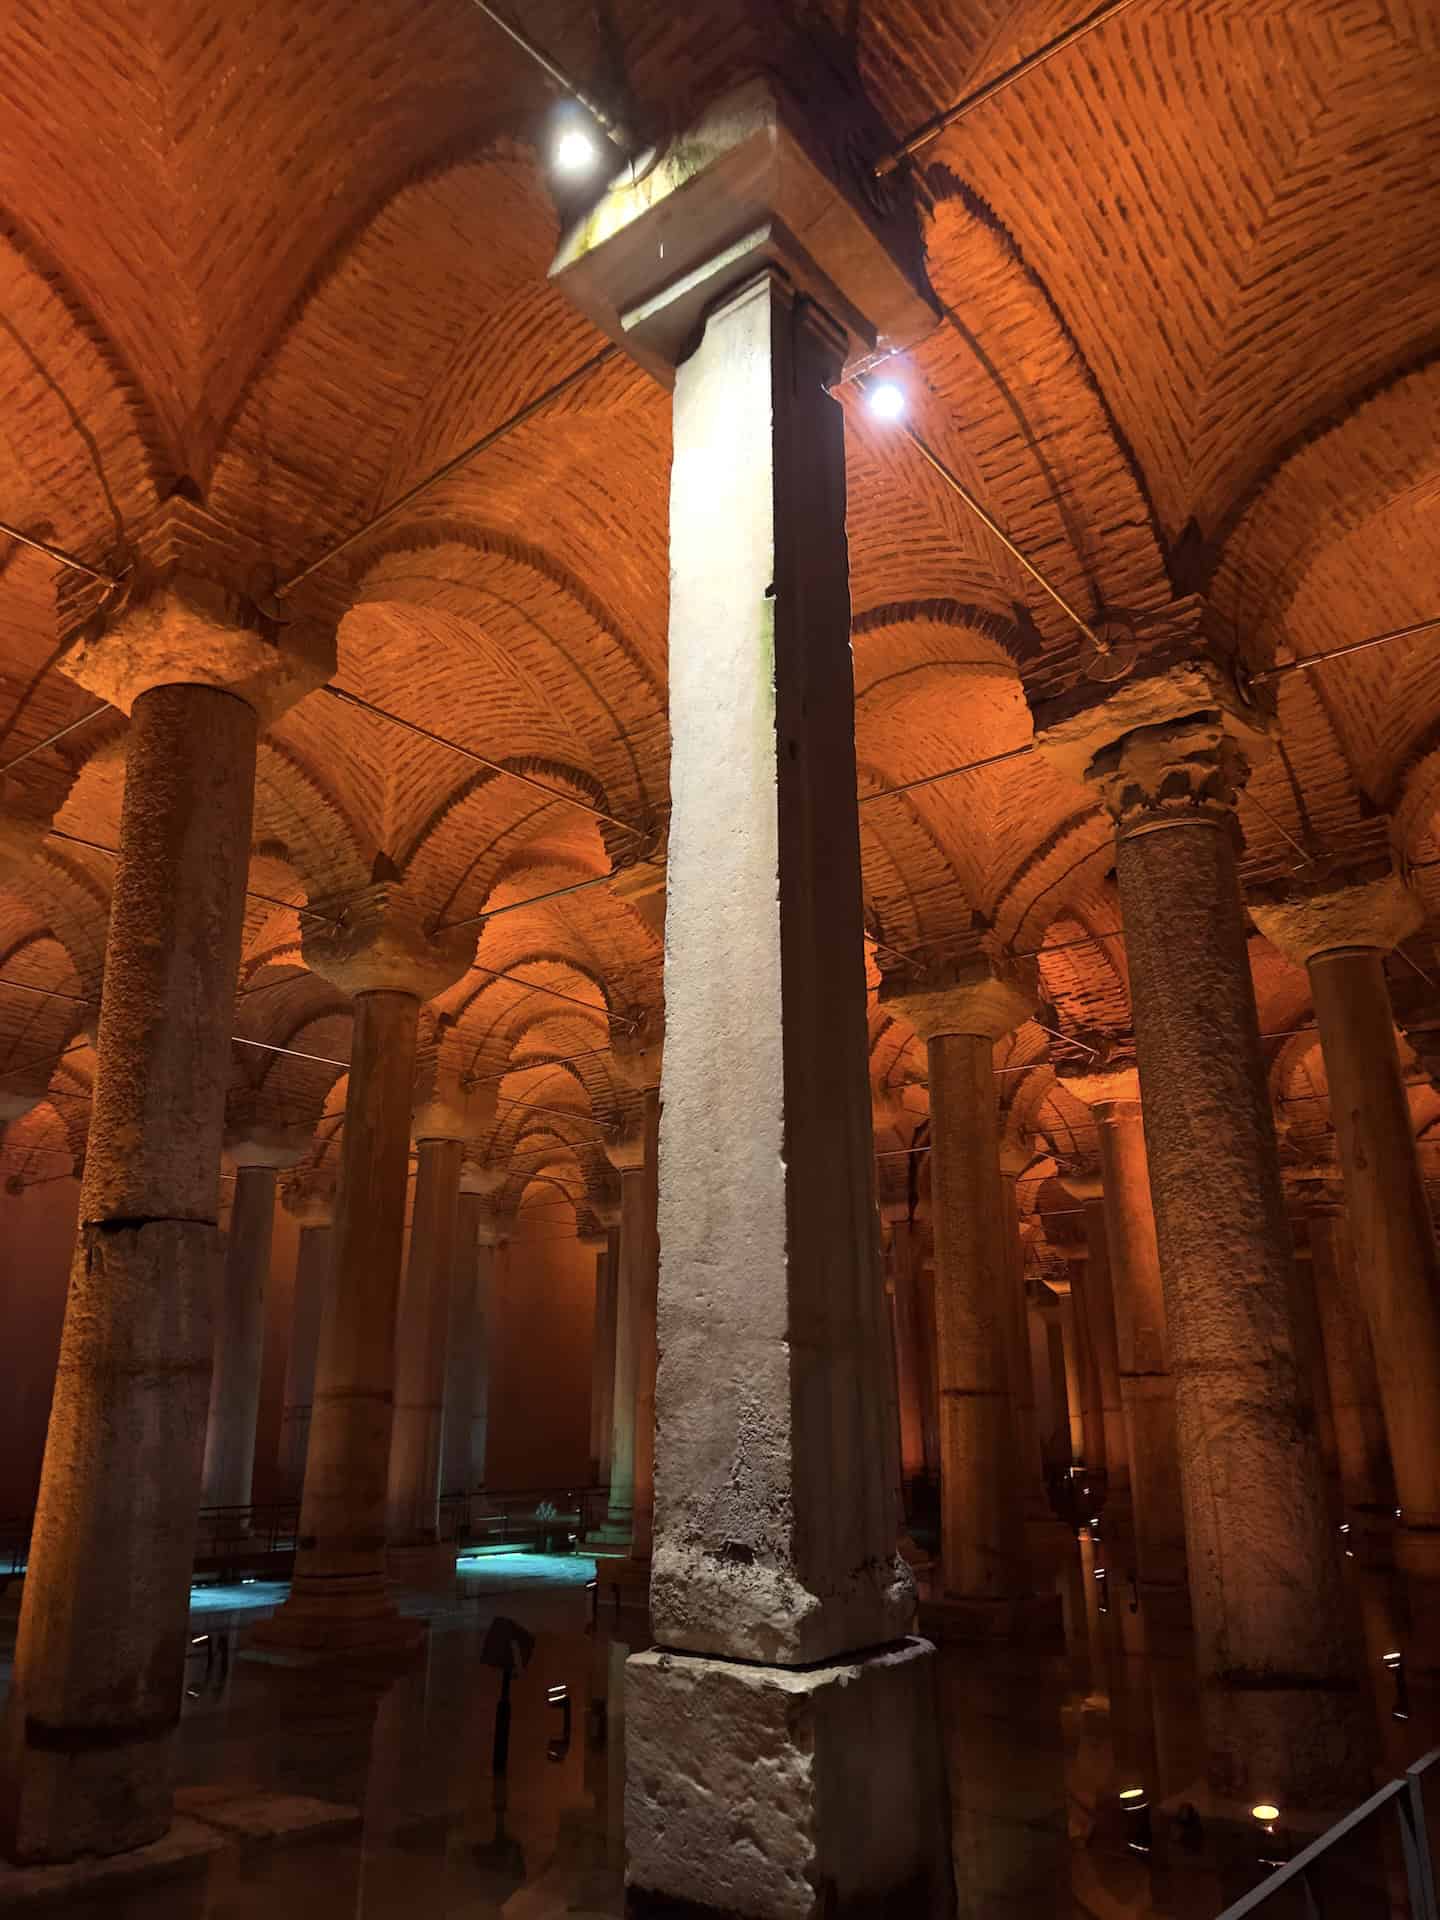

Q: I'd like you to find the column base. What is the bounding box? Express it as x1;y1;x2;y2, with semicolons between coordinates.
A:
1;1720;176;1866
625;1637;954;1919
917;1590;1064;1648
384;1543;456;1590
244;1592;425;1666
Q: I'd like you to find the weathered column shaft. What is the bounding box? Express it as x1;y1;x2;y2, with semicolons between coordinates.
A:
2;683;256;1862
1064;1255;1106;1470
628;1090;662;1559
1000;1176;1043;1506
1091;1100;1187;1600
889;1217;929;1484
588;1235;617;1485
442;1192;481;1499
258;988;422;1650
1079;1198;1127;1488
202;1162;277;1511
471;1236;497;1485
387;1135;463;1543
280;1222;331;1493
1107;727;1361;1805
925;1029;1027;1601
601;1165;645;1540
1306;1196;1395;1522
651;273;909;1662
1308;947;1440;1569
1056;1293;1086;1466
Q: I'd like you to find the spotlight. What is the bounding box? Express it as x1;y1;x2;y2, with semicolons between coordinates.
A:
1252;1803;1286;1869
554;126;598;176
868;381;905;421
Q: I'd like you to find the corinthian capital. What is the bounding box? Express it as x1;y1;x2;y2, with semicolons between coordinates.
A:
1089;714;1253;839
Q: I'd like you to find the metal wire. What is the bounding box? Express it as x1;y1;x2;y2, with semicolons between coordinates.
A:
875;0;1143;175
0;705;111;776
432;869;616;938
466;961;624;1024
0;519;121;587
1253;616;1440;685
320;684;645;842
276;345;619;598
467;1;631;145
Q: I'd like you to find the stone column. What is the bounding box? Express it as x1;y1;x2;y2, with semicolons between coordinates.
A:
441;1182;482;1500
998;1154;1047;1519
597;1039;661;1560
1037;680;1365;1809
1059;1173;1128;1494
1252;867;1440;1600
278;1171;336;1497
1298;1176;1395;1537
1;554;331;1863
1056;1241;1104;1469
881;956;1036;1620
386;1135;464;1547
552;82;952;1912
582;1213;618;1487
469;1203;506;1486
886;1210;929;1487
202;1147;294;1513
1065;1074;1188;1617
250;884;472;1656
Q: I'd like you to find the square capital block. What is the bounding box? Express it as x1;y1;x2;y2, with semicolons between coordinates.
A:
550;75;938;383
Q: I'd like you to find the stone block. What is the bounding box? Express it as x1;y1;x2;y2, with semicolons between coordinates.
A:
625;1638;954;1918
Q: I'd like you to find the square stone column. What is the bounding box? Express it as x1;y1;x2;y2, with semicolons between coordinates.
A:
552;76;951;1919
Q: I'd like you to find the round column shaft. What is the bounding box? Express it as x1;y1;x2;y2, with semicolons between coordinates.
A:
1305;1189;1395;1531
2;682;257;1863
1097;715;1363;1808
441;1190;482;1500
1078;1198;1127;1489
927;1028;1028;1604
280;1220;332;1495
1308;947;1440;1584
202;1162;277;1512
999;1171;1045;1513
1089;1096;1188;1610
585;1232;614;1485
598;1153;647;1546
387;1134;464;1545
255;988;422;1652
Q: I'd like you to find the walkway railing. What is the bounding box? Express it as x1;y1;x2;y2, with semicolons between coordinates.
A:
1;1482;613;1586
1216;1749;1440;1920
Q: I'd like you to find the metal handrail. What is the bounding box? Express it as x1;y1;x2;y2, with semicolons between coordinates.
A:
1215;1749;1440;1920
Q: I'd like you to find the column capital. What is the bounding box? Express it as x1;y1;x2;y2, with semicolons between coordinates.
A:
302;875;473;1001
878;949;1037;1042
224;1129;308;1172
281;1164;337;1228
1057;1045;1141;1111
1054;1159;1104;1202
610;1008;664;1093
549;74;937;385
58;499;336;720
576;1206;608;1251
412;1026;497;1144
1031;597;1272;790
459;1159;507;1197
1249;854;1423;966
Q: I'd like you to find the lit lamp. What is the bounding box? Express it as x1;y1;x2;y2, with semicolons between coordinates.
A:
867;380;906;421
1252;1801;1286;1869
1119;1785;1152;1856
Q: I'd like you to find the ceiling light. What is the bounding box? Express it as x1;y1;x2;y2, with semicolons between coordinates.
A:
868;381;906;421
554;126;599;175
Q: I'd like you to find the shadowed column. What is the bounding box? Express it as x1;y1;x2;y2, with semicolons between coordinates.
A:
278;1169;336;1497
1036;685;1366;1810
1;544;332;1862
250;881;472;1656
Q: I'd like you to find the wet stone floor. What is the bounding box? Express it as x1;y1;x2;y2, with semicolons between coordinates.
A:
0;1543;1435;1917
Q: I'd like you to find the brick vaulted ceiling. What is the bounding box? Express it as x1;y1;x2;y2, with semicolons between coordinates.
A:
0;0;1437;1212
